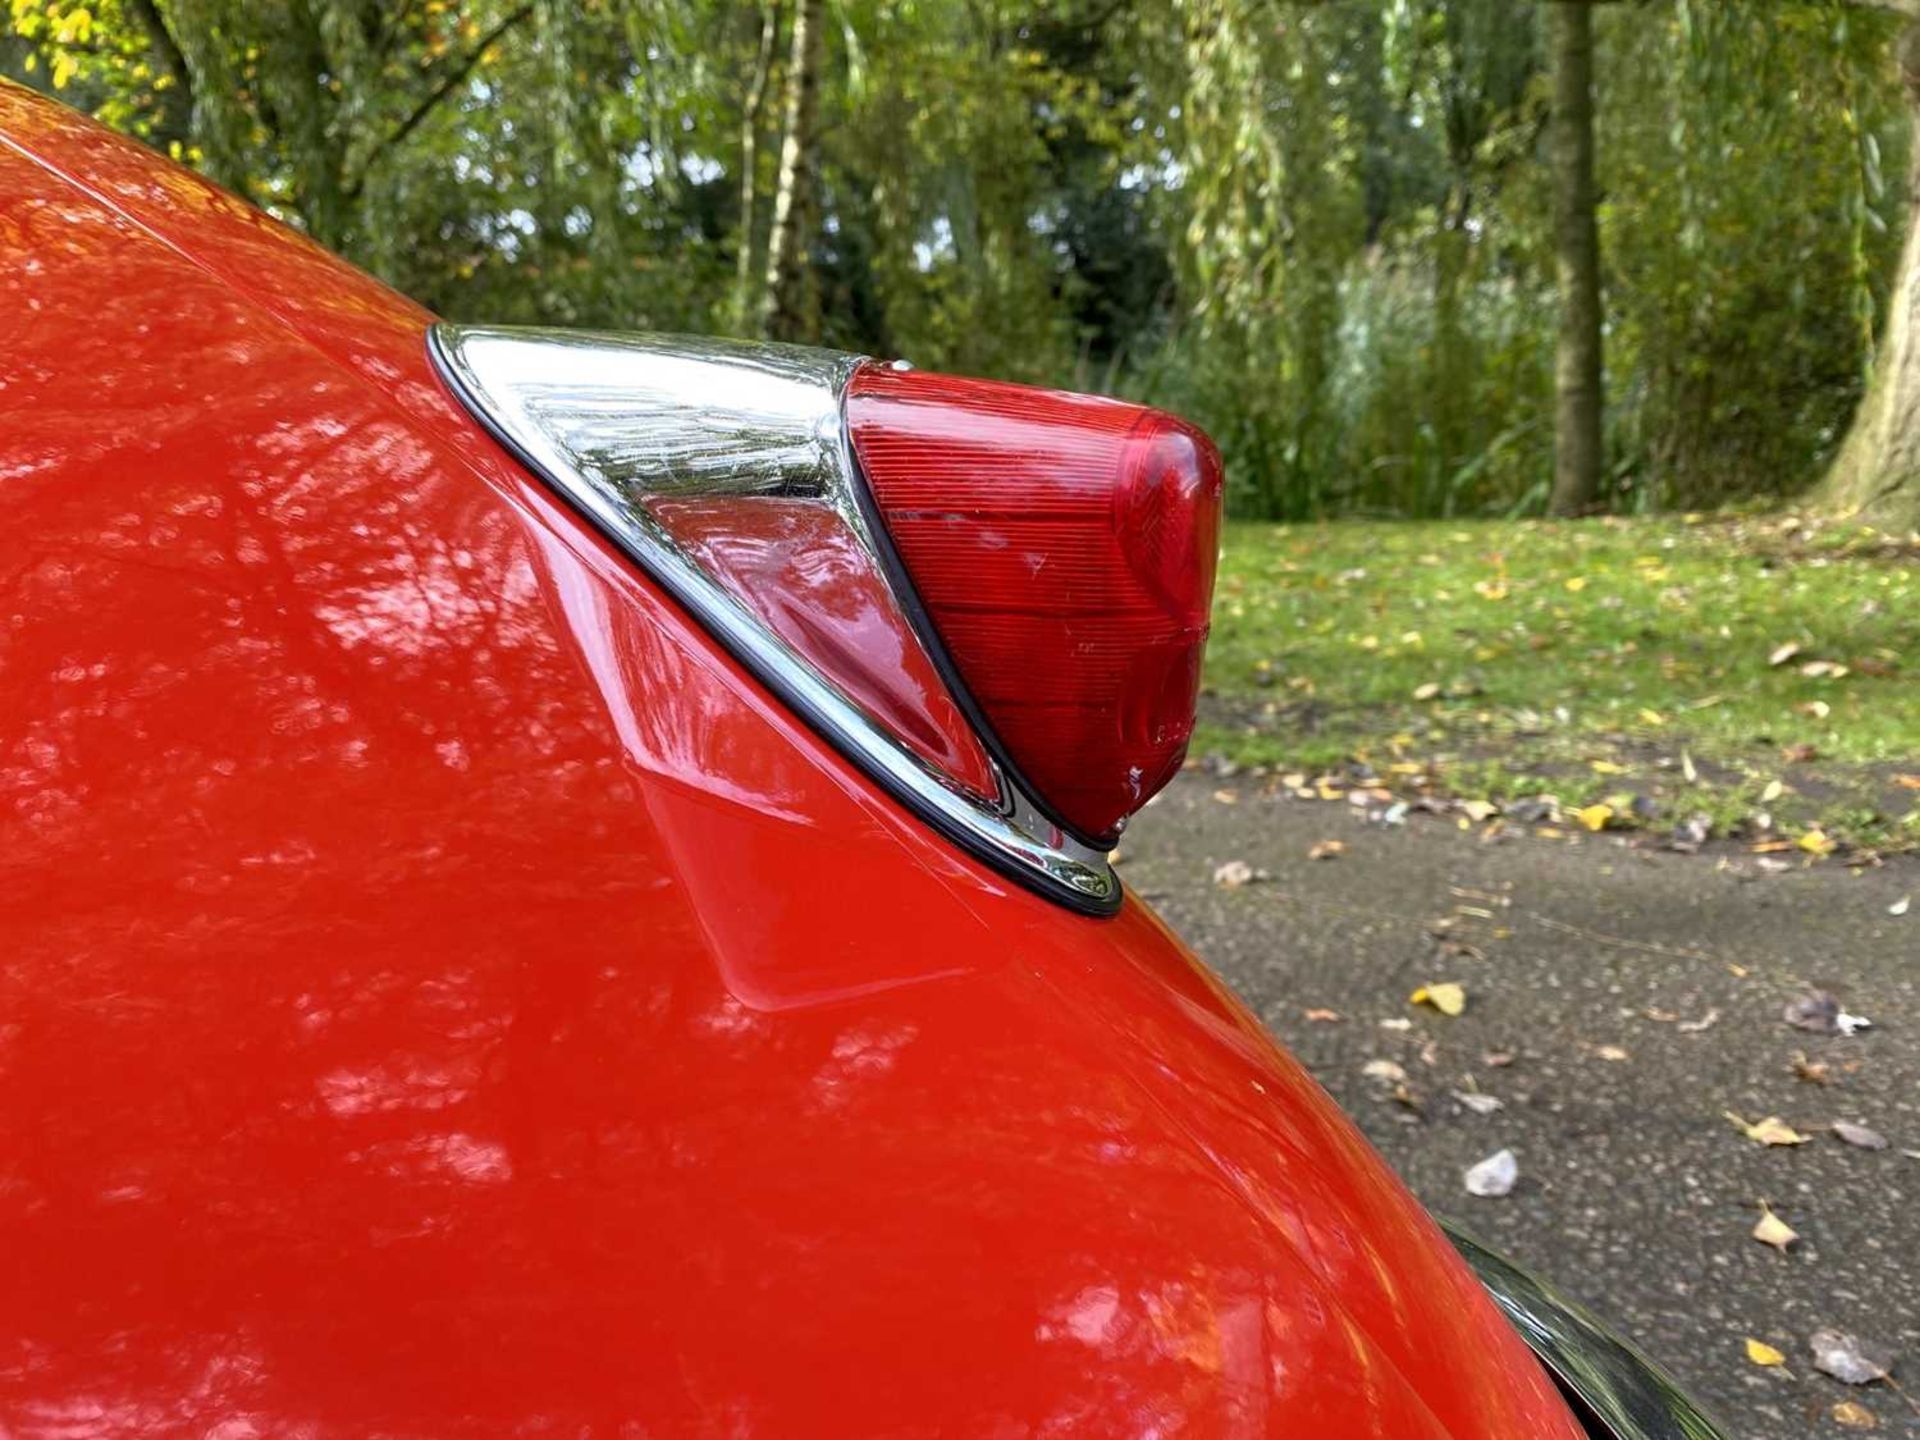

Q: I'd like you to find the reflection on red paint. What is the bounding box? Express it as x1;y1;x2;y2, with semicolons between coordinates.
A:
651;496;997;800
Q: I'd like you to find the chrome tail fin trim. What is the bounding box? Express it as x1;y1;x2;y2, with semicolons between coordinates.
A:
429;324;1120;914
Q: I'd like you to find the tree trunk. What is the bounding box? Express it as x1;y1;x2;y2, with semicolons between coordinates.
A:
760;0;824;342
126;0;194;148
1817;21;1920;527
1546;0;1604;517
734;0;781;331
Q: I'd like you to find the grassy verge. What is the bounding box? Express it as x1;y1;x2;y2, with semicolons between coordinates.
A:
1197;513;1919;854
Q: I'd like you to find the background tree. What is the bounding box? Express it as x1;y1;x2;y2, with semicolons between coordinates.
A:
761;0;823;338
1820;1;1920;524
1546;0;1603;515
5;0;1912;525
734;0;782;329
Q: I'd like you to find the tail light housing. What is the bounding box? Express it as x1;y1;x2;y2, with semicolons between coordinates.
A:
846;367;1222;843
431;326;1222;912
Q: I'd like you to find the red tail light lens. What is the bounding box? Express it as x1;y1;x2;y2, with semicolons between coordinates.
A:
847;366;1225;842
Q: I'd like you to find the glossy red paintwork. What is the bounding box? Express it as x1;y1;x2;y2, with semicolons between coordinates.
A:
0;85;1584;1440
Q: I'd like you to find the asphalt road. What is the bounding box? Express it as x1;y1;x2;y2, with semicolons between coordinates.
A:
1124;771;1919;1440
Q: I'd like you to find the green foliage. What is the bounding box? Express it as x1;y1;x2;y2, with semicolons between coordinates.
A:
1201;512;1920;846
4;0;1913;518
1148;0;1909;520
1600;0;1908;511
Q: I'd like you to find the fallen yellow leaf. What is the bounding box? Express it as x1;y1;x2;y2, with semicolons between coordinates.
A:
1751;1203;1799;1253
1725;1112;1811;1147
1410;982;1467;1017
1589;759;1629;775
1574;803;1614;832
1745;1337;1787;1367
1796;829;1836;856
1832;1400;1878;1430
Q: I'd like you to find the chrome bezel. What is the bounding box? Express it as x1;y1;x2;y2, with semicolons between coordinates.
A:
428;324;1121;915
1443;1221;1731;1440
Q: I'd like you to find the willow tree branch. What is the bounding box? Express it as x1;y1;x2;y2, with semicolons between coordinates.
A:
345;3;533;200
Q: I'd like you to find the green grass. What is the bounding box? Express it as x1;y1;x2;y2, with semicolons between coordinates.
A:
1198;513;1920;851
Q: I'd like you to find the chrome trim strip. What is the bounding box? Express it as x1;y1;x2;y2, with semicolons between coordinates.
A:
428;325;1120;914
1441;1220;1731;1440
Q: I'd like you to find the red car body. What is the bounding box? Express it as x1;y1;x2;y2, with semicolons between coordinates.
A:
1;85;1588;1438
